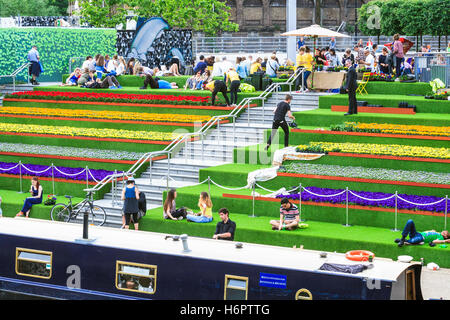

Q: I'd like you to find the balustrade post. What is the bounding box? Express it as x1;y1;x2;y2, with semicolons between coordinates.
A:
250;182;256;218
86;166;89;189
51;163;55;195
392;191;399;231
445;195;448;231
18;161;23;193
208;176;211;197
343;187;351;227
299;183;304;222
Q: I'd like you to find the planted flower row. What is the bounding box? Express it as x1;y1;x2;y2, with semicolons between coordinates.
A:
281;163;450;185
7;91;211;106
0;122;180;141
295;142;450;159
0;143;146;161
0;161;120;182
276;186;447;212
330;122;450;137
0;106;212;123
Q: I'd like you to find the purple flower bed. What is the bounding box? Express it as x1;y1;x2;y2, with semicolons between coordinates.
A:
0;162;120;182
276;186;447;213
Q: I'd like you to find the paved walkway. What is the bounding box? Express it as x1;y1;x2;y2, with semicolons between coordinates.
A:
421;267;450;300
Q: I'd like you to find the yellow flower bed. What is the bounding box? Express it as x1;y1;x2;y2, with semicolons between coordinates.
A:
0;106;212;123
348;122;450;137
0;122;180;141
296;142;450;159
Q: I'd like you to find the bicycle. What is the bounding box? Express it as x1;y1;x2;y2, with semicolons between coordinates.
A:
50;190;107;226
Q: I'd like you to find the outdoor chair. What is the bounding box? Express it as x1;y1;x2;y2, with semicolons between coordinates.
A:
356;72;371;95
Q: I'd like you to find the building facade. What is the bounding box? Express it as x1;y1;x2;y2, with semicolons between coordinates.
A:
223;0;370;33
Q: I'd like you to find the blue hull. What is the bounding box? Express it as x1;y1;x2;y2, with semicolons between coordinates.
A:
0;233;404;300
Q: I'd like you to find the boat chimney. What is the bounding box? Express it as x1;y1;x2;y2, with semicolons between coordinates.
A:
180;234;191;253
82;210;89;239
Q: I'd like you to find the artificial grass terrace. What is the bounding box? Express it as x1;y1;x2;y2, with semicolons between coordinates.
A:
364;82;431;96
264;127;450;148
233;143;450;173
33;85;265;106
137;207;450;269
2;99;239;117
199;163;450;198
318;94;450;114
2;189;447;268
293;109;450;127
0;113;206;133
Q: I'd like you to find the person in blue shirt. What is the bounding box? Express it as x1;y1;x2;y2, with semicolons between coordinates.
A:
16;177;43;218
193;55;208;75
236;57;247;79
329;37;336;50
297;37;305;50
27;45;41;85
265;55;280;78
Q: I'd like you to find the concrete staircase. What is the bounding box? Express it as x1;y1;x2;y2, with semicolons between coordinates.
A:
94;91;328;228
0;82;60;105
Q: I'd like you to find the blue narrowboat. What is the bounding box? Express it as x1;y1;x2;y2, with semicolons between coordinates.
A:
0;217;422;300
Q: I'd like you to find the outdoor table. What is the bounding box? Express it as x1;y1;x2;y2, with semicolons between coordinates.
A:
308;71;346;90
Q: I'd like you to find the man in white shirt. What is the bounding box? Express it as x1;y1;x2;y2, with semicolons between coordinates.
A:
362;50;375;72
221;56;234;74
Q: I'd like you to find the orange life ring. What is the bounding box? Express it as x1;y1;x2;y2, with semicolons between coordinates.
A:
345;250;375;262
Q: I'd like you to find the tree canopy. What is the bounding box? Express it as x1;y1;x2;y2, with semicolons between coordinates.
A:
0;0;62;17
358;0;450;37
79;0;239;35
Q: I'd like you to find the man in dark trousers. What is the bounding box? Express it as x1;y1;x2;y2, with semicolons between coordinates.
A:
204;80;231;106
265;94;296;150
344;59;358;115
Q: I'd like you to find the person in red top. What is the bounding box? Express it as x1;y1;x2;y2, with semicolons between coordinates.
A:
392;34;404;78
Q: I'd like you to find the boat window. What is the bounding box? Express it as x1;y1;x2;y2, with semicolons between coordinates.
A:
116;261;157;295
224;275;248;300
15;248;52;279
295;288;313;300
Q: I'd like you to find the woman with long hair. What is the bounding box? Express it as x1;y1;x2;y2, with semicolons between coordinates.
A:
16;177;43;218
163;189;186;220
186;192;213;223
121;178;140;230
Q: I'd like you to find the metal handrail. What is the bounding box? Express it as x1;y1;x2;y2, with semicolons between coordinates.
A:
85;67;306;199
0;62;31;92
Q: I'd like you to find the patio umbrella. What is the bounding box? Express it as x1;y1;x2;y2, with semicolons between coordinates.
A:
281;25;350;89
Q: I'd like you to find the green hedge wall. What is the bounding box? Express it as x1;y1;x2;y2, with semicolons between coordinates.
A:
0;28;116;83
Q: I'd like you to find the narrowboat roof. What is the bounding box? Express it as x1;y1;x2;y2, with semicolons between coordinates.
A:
0;217;414;282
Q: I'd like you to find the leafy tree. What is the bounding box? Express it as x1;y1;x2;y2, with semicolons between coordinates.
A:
0;0;61;17
379;0;406;36
47;0;70;16
78;0;128;28
129;0;239;35
358;0;385;43
426;0;450;50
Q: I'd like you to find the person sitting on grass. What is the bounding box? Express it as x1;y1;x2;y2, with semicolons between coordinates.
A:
61;68;82;86
395;219;450;247
270;197;299;231
16;177;43;218
81;73;122;89
163;189;187;220
186;192;213;223
184;70;203;90
213;208;236;241
139;74;178;90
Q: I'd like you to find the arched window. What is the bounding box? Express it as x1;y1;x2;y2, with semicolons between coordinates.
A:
270;0;286;6
297;0;314;8
243;0;263;7
322;0;340;8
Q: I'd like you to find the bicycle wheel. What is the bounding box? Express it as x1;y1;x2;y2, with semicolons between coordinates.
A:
51;204;71;222
89;205;107;227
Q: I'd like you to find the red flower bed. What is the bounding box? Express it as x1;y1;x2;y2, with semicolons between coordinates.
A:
7;91;211;106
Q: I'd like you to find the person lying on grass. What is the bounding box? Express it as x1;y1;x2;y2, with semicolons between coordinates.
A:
395;219;450;247
270;197;299;231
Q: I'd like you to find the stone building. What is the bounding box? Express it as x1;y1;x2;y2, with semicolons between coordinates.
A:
223;0;371;33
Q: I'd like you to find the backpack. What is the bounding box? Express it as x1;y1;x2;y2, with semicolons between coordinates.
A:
239;83;255;93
